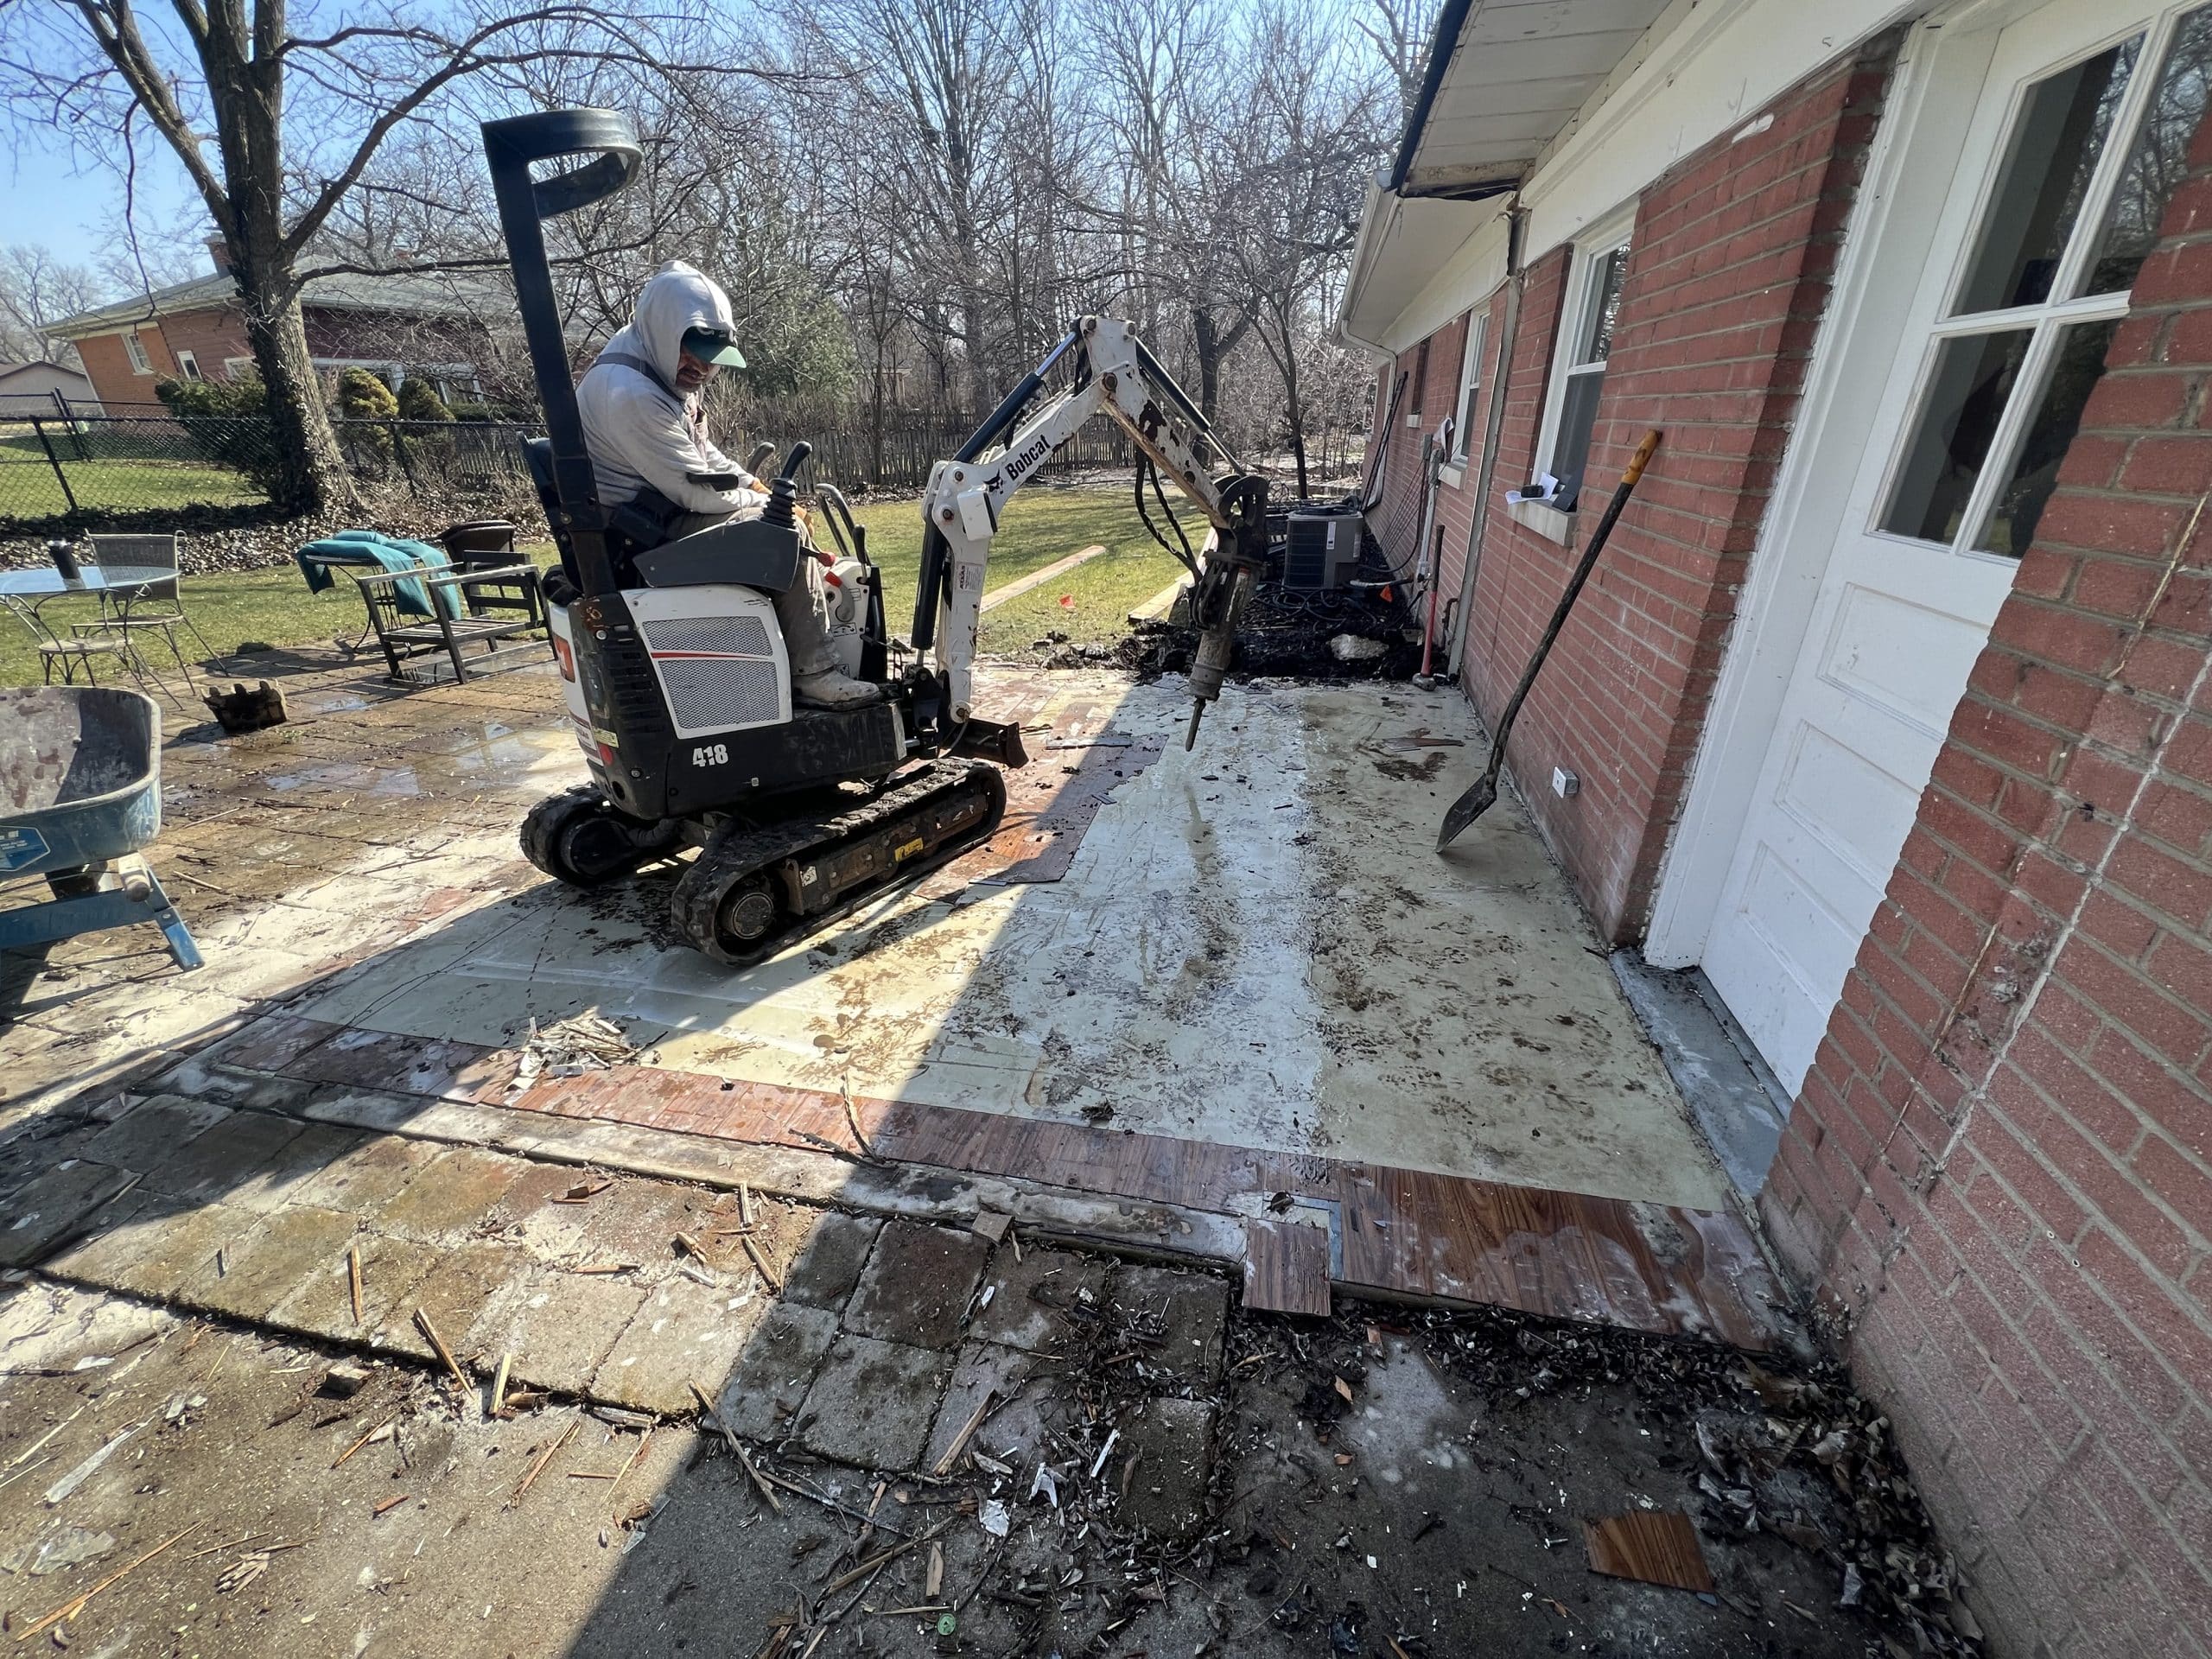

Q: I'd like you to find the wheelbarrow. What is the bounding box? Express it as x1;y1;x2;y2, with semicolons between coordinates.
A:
0;686;201;970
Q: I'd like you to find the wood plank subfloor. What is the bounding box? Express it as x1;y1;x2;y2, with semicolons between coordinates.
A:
192;1012;1786;1351
1243;1217;1332;1318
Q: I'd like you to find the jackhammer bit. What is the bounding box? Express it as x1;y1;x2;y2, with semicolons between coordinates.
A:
1184;556;1255;751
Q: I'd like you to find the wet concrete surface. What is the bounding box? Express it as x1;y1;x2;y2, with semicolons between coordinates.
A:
97;653;1727;1211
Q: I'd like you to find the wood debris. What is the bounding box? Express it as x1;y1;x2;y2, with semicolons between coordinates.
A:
1581;1510;1715;1593
412;1310;471;1400
690;1382;781;1515
512;1416;581;1503
346;1246;364;1325
10;1521;198;1642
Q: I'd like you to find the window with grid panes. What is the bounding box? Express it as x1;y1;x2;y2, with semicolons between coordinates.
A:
1883;4;2212;555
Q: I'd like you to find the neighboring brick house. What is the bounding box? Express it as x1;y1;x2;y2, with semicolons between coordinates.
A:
1344;1;2212;1653
49;243;505;410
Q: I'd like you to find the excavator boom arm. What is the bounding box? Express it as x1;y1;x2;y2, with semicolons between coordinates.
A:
918;316;1267;736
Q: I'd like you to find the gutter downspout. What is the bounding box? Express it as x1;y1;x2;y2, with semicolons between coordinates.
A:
1447;199;1527;687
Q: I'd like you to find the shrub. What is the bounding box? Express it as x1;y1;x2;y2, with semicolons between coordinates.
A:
397;378;454;422
153;373;290;499
337;365;399;422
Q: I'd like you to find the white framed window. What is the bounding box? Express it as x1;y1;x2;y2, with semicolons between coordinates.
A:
224;357;254;380
1878;2;2212;556
123;331;151;374
1537;210;1635;509
174;350;201;382
1452;309;1488;462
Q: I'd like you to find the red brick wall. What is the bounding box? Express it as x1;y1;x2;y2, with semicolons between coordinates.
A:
1379;38;1897;939
72;326;175;410
1765;104;2212;1659
156;307;253;380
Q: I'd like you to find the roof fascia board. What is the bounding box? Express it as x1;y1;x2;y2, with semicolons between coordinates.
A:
1519;0;1921;255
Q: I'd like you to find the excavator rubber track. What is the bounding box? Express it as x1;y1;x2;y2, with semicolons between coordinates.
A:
521;784;683;887
671;759;1007;965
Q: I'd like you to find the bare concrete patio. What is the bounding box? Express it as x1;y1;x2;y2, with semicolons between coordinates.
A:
0;649;1995;1656
7;651;1780;1344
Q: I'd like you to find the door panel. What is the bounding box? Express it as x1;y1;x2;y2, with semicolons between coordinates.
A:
1700;0;2210;1091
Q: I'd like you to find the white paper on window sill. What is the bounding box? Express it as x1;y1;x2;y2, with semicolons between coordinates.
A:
1504;473;1561;505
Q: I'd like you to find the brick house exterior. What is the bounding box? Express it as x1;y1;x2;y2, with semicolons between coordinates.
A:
1344;2;2212;1653
50;251;505;411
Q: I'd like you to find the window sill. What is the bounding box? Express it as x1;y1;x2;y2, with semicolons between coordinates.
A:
1508;498;1577;546
1438;461;1467;491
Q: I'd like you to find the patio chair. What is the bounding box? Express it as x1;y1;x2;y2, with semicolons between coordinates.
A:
37;627;130;686
82;534;226;677
352;560;547;685
440;519;520;572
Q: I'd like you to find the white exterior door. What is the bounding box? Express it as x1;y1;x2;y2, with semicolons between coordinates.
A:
1699;0;2212;1091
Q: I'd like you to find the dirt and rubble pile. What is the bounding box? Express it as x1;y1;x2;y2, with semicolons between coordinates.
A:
1110;580;1423;683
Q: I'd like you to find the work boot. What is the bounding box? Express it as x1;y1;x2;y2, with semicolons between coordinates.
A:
792;668;882;709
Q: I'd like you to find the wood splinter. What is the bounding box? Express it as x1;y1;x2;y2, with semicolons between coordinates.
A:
689;1381;782;1515
413;1309;472;1400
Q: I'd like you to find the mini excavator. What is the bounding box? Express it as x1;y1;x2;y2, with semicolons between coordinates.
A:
480;109;1266;963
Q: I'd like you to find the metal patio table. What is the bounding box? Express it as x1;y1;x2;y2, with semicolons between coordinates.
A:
0;564;194;699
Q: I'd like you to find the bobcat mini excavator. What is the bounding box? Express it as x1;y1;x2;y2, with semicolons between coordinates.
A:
481;109;1267;964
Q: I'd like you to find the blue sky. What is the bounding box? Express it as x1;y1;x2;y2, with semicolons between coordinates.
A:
5;122;202;270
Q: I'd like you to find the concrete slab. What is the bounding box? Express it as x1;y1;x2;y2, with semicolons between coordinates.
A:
1107;1264;1229;1387
266;1229;442;1342
1114;1395;1217;1539
921;1339;1046;1473
283;1132;444;1211
0;1160;141;1268
371;1242;526;1365
140;1109;310;1205
43;1192;246;1298
780;1211;883;1310
464;1267;649;1395
797;1334;952;1472
76;1095;235;1172
714;1303;842;1440
842;1220;990;1351
969;1247;1106;1355
372;1147;528;1241
281;676;1730;1211
180;1205;360;1322
593;1276;771;1415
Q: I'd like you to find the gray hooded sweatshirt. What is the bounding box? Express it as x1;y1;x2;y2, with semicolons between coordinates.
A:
577;262;766;515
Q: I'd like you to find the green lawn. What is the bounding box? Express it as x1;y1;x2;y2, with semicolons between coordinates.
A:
1;426;267;517
841;485;1191;652
1;486;1197;686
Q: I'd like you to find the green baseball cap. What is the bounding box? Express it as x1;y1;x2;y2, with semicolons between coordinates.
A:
680;326;746;368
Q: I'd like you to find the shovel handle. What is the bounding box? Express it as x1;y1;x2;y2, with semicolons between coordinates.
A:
1621;429;1661;487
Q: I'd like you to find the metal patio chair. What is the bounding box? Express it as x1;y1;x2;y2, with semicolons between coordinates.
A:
80;533;226;680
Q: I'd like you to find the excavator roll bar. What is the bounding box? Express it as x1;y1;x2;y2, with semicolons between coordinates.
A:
480;109;645;601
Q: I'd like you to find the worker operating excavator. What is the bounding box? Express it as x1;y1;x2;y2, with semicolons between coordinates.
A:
575;261;880;709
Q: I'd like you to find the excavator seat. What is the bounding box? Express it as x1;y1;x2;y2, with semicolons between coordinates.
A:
520;437;798;595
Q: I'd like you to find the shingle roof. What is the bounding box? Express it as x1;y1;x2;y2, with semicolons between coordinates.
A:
50;267;511;338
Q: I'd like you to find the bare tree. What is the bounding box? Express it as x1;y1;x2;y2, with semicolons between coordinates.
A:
0;245;109;366
0;2;772;512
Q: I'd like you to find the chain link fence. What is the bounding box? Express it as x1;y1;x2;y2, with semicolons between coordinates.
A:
1;398;1140;532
